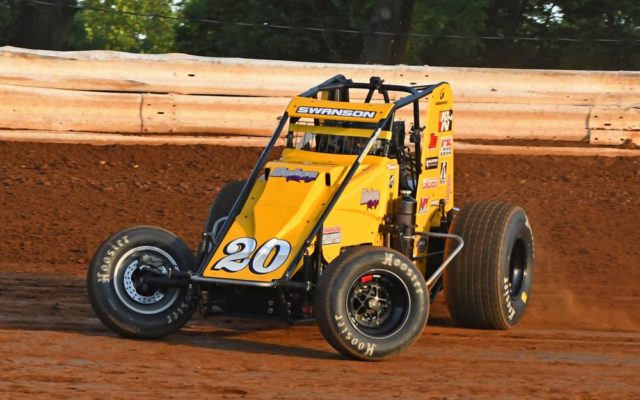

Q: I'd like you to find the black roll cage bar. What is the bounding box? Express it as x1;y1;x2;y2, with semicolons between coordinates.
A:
194;75;448;288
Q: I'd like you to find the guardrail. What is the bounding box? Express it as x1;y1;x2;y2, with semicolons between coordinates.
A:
1;46;638;145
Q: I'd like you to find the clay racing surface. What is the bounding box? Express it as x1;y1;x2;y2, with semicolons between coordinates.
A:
0;142;639;399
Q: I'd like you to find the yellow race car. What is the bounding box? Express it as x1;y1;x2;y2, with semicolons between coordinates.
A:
87;76;535;360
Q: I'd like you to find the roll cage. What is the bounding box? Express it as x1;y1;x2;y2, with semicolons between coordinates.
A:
194;75;448;287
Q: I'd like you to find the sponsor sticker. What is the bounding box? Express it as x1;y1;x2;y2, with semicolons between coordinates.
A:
440;136;453;156
271;167;318;183
438;110;453;132
296;106;376;119
361;188;380;210
418;197;429;214
425;157;438;170
435;88;448;106
322;226;341;245
428;133;438;149
422;177;438;189
440;161;448;184
417;237;427;253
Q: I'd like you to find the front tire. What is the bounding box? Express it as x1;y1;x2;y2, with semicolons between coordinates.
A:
444;201;535;329
315;247;429;361
87;226;197;338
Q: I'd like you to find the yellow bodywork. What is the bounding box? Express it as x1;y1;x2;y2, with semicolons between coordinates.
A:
203;84;455;282
413;84;455;269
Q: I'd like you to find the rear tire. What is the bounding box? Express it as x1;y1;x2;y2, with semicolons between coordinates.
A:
444;201;534;329
197;180;245;258
315;246;429;361
87;226;197;338
204;180;246;233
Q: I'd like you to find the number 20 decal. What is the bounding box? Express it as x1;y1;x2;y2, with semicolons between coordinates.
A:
213;237;292;274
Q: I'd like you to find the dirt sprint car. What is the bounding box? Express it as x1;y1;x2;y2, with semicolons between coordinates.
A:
87;75;535;360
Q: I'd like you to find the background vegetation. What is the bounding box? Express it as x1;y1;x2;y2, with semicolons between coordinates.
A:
1;0;639;70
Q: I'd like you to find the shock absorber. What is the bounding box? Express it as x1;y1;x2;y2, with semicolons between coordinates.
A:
392;190;416;257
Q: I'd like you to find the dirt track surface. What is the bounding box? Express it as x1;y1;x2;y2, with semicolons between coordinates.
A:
1;142;639;398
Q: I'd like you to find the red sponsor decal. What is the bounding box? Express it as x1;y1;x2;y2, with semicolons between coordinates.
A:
418;197;429;213
322;226;341;245
422;178;438;189
428;133;438;149
439;110;453;132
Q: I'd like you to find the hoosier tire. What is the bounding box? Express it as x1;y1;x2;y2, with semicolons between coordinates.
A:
87;226;197;339
315;247;429;361
444;201;535;330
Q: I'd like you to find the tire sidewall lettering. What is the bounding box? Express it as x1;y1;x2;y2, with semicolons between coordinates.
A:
333;313;377;357
95;235;129;284
382;252;425;296
499;212;534;325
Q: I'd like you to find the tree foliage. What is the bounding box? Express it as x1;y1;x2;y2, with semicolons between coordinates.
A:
547;0;640;70
0;0;78;49
1;0;639;70
176;0;374;63
175;0;640;69
403;0;489;66
405;0;640;69
0;0;21;45
360;0;416;64
68;0;176;53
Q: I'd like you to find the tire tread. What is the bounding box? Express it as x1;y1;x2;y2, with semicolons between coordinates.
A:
444;201;532;330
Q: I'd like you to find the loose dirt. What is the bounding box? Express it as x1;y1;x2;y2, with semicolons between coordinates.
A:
1;142;639;399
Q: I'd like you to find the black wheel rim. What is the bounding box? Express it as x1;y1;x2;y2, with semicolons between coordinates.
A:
508;238;527;299
346;270;410;339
